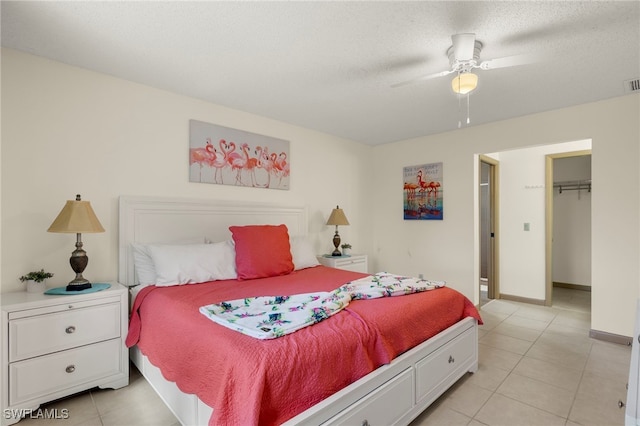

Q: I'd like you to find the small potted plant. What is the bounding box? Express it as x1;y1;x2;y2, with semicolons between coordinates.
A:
341;243;352;256
19;269;54;293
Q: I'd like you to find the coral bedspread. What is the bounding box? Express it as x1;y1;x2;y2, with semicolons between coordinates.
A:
126;266;481;425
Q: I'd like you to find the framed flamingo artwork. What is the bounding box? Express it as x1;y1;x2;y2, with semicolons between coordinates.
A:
189;119;290;190
403;162;443;220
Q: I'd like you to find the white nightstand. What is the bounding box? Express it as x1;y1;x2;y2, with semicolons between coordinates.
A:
317;254;368;274
1;283;129;425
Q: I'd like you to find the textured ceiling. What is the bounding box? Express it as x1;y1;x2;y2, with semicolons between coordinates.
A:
2;1;639;145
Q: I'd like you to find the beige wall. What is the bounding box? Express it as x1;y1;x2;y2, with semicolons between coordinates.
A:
372;94;640;337
0;48;372;293
3;47;639;338
497;140;591;300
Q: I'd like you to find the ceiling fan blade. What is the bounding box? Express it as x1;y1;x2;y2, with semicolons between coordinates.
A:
478;53;541;70
451;33;476;62
391;69;454;88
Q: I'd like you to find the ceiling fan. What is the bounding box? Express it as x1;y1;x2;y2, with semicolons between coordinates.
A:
392;33;537;93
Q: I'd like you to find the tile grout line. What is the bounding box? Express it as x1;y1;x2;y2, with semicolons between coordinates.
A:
565;344;591;426
471;306;525;425
503;306;580;423
474;301;579;424
547;294;596;425
89;391;105;426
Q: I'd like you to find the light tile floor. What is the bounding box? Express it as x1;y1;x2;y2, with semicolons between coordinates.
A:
16;288;630;426
412;287;631;426
15;364;179;426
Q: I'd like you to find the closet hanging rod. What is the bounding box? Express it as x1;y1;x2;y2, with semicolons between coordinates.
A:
553;180;591;194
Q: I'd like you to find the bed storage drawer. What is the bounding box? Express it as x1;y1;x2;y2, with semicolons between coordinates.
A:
322;367;413;426
415;325;475;405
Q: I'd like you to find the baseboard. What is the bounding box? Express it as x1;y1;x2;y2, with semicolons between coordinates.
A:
553;282;591;292
499;293;546;306
589;329;632;346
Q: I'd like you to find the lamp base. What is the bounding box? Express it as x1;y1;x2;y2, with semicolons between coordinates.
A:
332;230;342;256
66;282;92;291
68;241;92;291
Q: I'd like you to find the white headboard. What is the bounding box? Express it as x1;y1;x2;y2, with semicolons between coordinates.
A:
118;196;307;286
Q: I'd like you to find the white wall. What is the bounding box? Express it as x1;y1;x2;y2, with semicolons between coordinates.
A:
0;49;372;293
371;95;639;337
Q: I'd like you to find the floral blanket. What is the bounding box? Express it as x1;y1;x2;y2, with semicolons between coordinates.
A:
199;272;445;339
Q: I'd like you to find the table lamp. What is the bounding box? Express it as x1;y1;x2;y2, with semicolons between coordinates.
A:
326;205;349;256
47;194;105;291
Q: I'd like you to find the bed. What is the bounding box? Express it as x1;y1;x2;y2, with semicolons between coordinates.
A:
119;196;481;425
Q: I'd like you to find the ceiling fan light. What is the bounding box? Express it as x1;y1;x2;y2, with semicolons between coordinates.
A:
451;73;478;94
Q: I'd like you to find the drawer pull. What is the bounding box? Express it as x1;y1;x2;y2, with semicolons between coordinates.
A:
65;326;76;334
65;365;76;374
448;355;455;364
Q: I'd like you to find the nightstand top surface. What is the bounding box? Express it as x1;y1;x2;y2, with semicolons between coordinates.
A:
1;282;126;310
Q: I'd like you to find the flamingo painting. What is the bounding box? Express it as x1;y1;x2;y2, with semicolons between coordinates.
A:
189;119;290;190
403;163;443;220
244;146;261;187
256;146;275;188
225;141;247;185
211;141;227;184
189;139;215;182
274;152;290;188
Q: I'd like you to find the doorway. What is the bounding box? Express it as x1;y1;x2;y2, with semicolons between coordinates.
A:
545;150;592;306
479;155;499;306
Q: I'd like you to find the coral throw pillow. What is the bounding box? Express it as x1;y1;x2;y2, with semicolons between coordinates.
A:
230;224;294;280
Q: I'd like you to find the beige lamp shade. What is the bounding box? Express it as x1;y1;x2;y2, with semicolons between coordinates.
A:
326;206;350;226
451;72;478;95
47;194;105;234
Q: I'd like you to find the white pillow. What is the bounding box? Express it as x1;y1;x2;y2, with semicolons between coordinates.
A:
148;241;237;286
290;236;320;270
131;237;204;285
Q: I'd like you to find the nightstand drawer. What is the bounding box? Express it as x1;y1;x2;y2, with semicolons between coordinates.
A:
9;338;122;406
333;257;366;270
317;254;368;274
9;302;121;362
